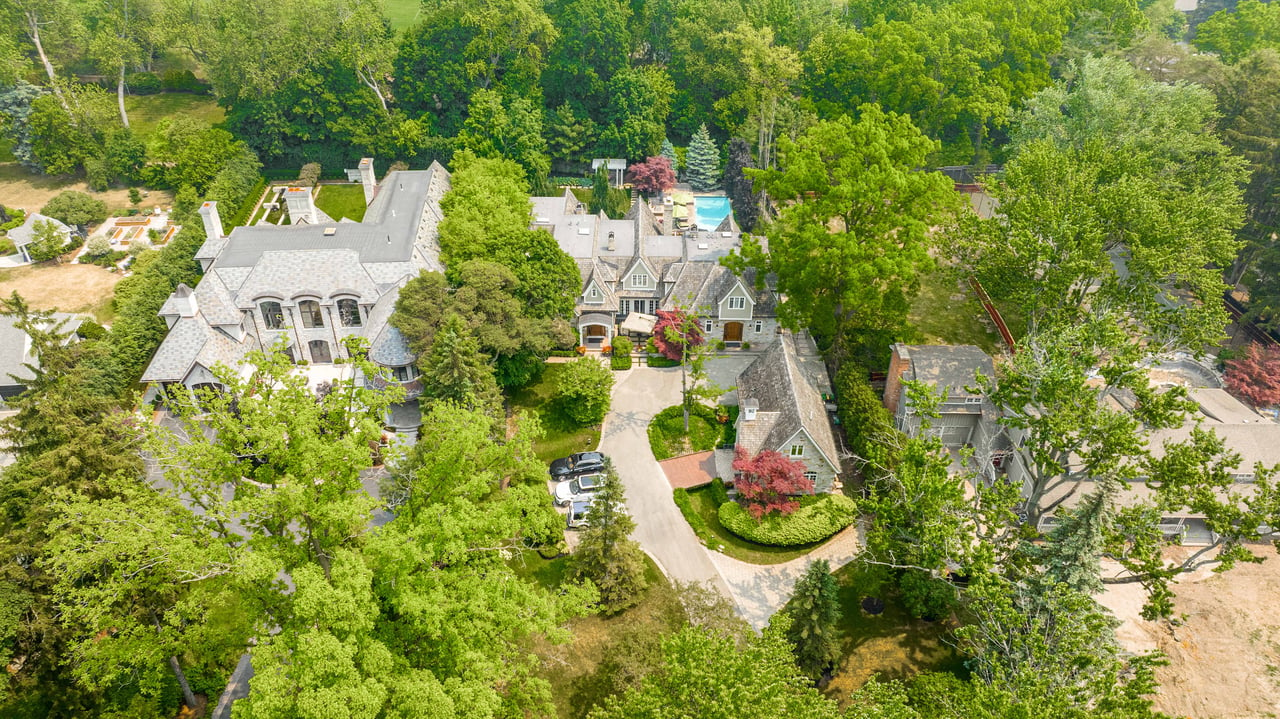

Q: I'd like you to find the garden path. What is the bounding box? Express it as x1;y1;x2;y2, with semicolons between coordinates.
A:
706;523;863;630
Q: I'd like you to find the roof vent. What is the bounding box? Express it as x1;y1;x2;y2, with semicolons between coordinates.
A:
578;226;591;235
323;227;337;236
698;243;709;250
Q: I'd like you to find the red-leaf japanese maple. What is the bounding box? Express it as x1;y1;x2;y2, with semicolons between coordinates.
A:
628;156;676;194
732;447;813;519
652;309;704;361
1225;342;1280;408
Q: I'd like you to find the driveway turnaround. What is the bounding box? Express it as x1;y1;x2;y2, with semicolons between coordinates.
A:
707;523;862;630
599;366;734;597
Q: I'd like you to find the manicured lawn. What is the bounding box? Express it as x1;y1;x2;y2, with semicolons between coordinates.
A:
685;486;824;565
647;404;733;461
384;0;423;31
315;184;368;222
909;268;1005;355
821;562;965;706
511;550;682;719
124;93;226;141
509;363;602;464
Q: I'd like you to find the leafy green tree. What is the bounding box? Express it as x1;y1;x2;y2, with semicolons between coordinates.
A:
1;0;83;111
391;261;573;389
418;314;503;421
598;66;675;161
663;0;749;139
590;163;611;214
26;85;117;177
569;464;648;612
0;82;45;171
459;88;551;183
731;108;957;363
1194;0;1280;63
588;619;844;719
652;306;723;432
684;123;721;191
712;24;801;169
41;191;107;232
24;220;69;262
780;559;841;682
543;0;631;117
555;356;614;426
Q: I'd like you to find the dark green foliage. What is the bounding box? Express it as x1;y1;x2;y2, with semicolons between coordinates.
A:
718;495;858;546
609;336;633;371
707;478;729;507
125;71;161;95
672;488;718;546
646;403;724;460
647;356;680;368
569;465;648;612
897;570;956;621
554;357;614;426
598;66;674;161
685;123;720;191
418;313;504;420
160;70;211;94
590;164;610;214
40;191;107;230
0;82;45;170
834;363;906;482
723;137;759;231
782;560;842;681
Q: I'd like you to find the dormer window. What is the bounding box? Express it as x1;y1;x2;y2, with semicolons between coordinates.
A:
586;285;602;303
631;273;649;288
728;296;746;310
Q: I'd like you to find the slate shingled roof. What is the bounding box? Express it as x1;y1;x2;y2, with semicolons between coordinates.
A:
0;312;82;392
896;344;994;398
735;332;840;471
8;213;71;249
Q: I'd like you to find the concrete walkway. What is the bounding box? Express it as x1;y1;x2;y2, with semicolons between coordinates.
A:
707;523;862;629
600;367;733;596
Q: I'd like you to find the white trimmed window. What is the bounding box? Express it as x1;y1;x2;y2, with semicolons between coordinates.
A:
631;273;649;288
804;471;818;483
586;286;601;303
728;296;746;310
703;320;713;332
789;444;804;457
754;320;762;333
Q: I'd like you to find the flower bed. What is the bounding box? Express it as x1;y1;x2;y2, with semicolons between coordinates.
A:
718;494;858;546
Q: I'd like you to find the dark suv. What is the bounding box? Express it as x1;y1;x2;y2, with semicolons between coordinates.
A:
549;451;606;479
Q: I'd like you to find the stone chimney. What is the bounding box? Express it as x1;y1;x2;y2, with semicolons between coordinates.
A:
607;231;616;251
884;344;912;416
160;283;198;329
284;187;318;225
199;201;224;239
358;157;376;205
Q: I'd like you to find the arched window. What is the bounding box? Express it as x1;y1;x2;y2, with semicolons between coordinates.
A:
337;298;362;327
299;300;324;328
260;301;284;330
308;340;332;364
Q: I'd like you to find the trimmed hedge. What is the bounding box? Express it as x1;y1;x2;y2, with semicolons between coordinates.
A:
647;356;680;368
673;489;717;546
718;494;858;547
611;353;632;370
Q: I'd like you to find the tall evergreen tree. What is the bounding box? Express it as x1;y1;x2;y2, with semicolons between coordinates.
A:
569;463;648;613
1038;486;1115;596
661;137;678;174
419;313;502;420
685;123;721;191
723;137;760;230
781;559;842;682
590;163;611;215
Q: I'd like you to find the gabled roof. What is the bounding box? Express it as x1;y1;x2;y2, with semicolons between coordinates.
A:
895;344;994;398
625;197;663;237
0;312;82;388
577;260;618;312
140;315;256;383
736;332;840;472
620;253;657;286
9;213;70;248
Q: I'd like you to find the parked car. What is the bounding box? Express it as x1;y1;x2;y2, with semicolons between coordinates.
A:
549;451;606;479
554;472;604;506
566;499;595;529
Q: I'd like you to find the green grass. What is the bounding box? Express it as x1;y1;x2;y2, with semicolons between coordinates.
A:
315;184;368;222
123;93;226;141
647;404;733;461
509;363;602;464
908;269;1005;355
384;0;423;31
820;562;965;706
514;551;683;719
684;486;823;564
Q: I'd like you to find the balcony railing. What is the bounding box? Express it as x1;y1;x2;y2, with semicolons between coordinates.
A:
364;372;424;400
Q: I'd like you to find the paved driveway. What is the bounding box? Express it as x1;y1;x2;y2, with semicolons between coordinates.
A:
600;367;733;596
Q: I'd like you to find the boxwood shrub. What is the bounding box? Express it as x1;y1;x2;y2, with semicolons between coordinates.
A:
718;494;857;546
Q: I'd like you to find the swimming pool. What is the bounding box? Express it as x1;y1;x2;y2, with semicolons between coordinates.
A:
693;196;732;230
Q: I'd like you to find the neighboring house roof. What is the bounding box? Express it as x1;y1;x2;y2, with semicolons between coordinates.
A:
0;312;82;388
736;332;840;471
896;344;994;398
8;213;71;248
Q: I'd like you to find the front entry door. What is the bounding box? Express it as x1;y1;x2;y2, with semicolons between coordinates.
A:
723;321;744;343
584;325;607;345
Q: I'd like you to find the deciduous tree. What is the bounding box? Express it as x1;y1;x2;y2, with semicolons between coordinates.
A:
628;156;675;194
732;448;811;518
555;356;614;426
1225;342;1280;408
40;191;106;232
653;307;723;431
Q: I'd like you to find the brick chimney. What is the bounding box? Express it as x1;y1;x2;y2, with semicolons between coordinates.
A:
284;187;318;225
358;157;376;205
199;201;224;239
884;344;912;415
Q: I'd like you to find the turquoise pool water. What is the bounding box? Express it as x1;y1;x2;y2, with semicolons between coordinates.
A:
693;196;732;230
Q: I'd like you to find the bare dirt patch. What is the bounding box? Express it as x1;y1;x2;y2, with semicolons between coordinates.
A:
1100;550;1280;719
0;263;121;324
0;163;174;214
